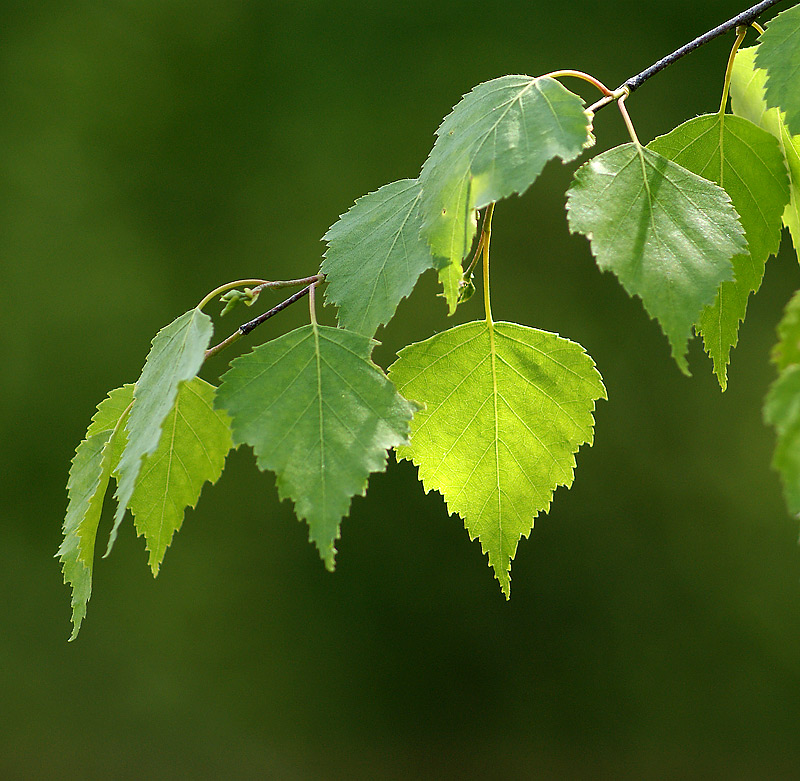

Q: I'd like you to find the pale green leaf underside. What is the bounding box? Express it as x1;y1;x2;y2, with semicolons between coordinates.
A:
388;321;605;597
419;75;591;313
129;378;232;576
322;178;436;338
566;143;746;373
732;45;800;259
765;364;800;515
648;113;788;389
59;384;134;640
755;4;800;136
111;307;213;554
773;291;800;370
216;324;419;569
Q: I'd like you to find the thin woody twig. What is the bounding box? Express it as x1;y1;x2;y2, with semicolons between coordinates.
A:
204;280;322;361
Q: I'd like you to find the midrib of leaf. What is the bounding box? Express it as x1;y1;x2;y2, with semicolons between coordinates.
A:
719;110;726;189
717;112;727;357
312;321;327;520
635;146;680;327
487;319;503;549
156;403;179;559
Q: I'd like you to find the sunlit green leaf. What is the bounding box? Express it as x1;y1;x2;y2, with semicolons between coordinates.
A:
59;384;133;640
566;142;746;373
128;378;232;575
322;178;437;338
111;308;213;554
216;324;419;569
732;45;800;259
755;4;800;136
419;75;591;313
388;321;605;597
649;113;788;388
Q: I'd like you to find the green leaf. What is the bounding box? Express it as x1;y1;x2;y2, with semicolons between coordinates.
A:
59;384;134;640
731;45;800;259
322;178;436;338
755;4;800;136
128;378;232;575
419;75;591;313
648;114;789;389
773;291;800;370
216;324;419;569
388;321;605;597
566;143;747;373
110;308;213;553
765;291;800;516
765;364;800;515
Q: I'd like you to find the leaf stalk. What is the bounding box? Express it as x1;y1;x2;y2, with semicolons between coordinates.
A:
720;26;749;114
482;203;495;325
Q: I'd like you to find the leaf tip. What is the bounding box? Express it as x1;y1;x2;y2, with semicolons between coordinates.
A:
670;341;692;377
68;595;88;641
498;574;511;600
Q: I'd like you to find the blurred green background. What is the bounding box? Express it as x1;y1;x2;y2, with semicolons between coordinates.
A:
3;0;800;777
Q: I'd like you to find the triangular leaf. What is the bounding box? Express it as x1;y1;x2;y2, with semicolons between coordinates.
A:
731;45;800;259
648;114;788;388
419;75;591;313
216;324;419;569
566;143;747;373
128;378;233;575
111;308;213;553
322;178;437;338
388;321;605;597
59;384;134;639
755;4;800;136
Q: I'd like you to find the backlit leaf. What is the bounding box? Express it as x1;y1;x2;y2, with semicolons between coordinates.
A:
110;308;213;554
322;179;437;338
731;45;800;259
419;75;591;312
649;113;788;388
388;321;605;596
755;4;800;136
216;324;419;569
59;384;134;639
128;378;232;575
566;143;746;373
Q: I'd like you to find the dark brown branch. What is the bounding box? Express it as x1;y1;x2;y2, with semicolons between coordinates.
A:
622;0;784;94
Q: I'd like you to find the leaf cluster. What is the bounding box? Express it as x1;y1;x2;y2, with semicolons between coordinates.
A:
61;2;800;637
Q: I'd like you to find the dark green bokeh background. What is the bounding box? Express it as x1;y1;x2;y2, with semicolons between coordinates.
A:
3;1;800;777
